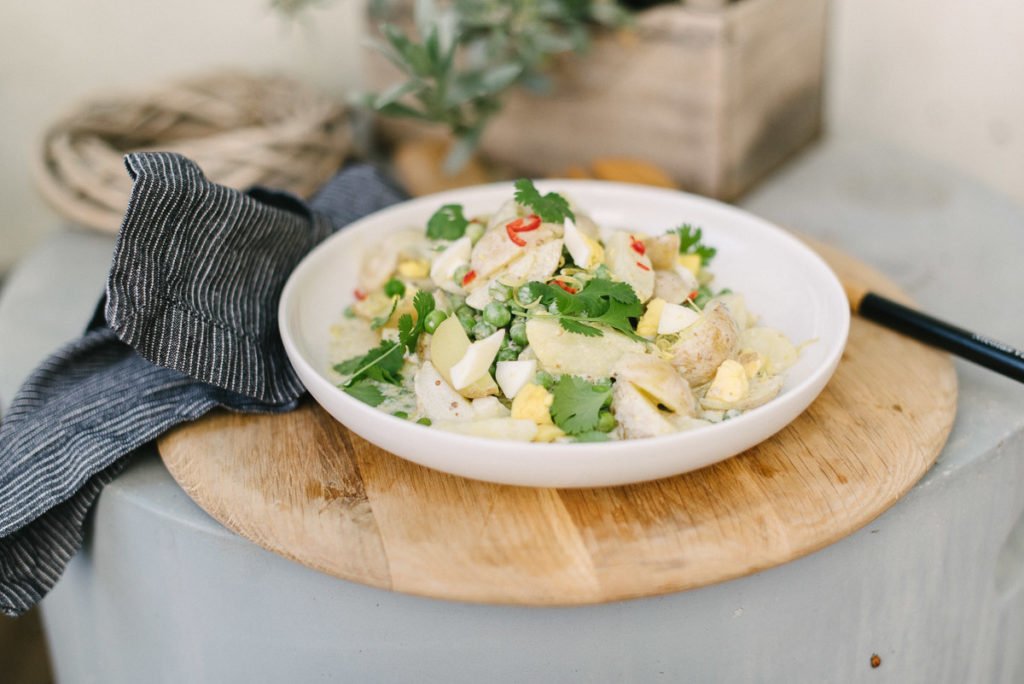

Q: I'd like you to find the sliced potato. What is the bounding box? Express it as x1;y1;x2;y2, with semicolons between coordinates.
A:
470;222;558;279
612;353;694;416
429;316;499;397
604;231;655;302
433;418;538;441
611;380;678;439
738;327;798;375
653;270;689;304
664;302;740;385
526;317;646;379
497;239;564;287
643;233;681;270
414;361;473;421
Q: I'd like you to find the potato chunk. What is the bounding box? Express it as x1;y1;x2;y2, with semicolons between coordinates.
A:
663;302;739;385
526;318;646;379
604;231;655;302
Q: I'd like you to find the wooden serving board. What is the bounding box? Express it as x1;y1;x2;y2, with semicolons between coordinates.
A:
157;241;958;605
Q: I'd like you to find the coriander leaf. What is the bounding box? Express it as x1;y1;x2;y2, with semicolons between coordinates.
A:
370;297;399;330
550;375;612;435
524;277;646;342
676;224;717;266
558;318;602;337
427;204;469;240
578;277;638;305
343;379;387;407
573;431;611;443
398;290;437;353
334;340;404;386
513;179;575;223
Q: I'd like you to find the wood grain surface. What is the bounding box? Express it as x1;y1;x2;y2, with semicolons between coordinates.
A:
157;241;958;605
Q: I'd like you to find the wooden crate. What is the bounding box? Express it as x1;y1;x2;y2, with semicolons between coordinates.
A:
369;0;828;200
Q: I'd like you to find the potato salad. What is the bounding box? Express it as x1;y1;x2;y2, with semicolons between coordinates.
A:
328;180;798;443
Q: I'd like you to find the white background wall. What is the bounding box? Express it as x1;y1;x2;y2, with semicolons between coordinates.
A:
827;0;1024;205
1;0;1022;275
0;0;364;274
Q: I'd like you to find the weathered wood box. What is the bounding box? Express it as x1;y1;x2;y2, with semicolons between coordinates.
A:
370;0;828;200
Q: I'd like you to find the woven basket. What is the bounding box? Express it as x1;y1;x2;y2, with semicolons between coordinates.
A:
33;72;351;234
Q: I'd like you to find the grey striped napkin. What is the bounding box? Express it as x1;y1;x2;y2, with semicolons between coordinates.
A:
0;153;407;616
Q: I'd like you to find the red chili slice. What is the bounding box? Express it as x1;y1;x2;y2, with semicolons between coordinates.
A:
461;269;477;286
630;236;646;255
507;214;541;233
636;261;651;271
506;223;527;247
552;280;578;295
353;288;367;301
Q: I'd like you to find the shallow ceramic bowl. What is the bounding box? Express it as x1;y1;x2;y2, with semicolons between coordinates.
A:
279;181;849;488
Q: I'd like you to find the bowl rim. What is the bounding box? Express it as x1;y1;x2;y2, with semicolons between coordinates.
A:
279;179;850;462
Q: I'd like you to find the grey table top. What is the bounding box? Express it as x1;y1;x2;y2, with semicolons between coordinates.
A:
2;134;1024;682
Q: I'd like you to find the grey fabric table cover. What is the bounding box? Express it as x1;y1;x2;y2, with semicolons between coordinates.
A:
2;136;1023;682
0;154;406;616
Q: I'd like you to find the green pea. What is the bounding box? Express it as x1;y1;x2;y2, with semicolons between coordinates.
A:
510;321;529;347
496;348;519;362
416;417;432;426
489;281;512;303
517;284;539;305
448;294;466;311
453;265;470;286
456;305;477;331
424;309;448;334
597;411;617;433
392;411;409;420
472;321;497;340
535;370;555;389
383;278;406;298
483;302;511;328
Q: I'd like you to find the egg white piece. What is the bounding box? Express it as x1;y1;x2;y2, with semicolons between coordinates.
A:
450;329;505;390
495;359;537;400
658;303;701;335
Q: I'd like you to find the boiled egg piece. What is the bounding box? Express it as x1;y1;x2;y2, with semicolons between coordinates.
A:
495;359;537;399
636;298;666;338
510;382;554;425
657;302;701;335
430;236;472;293
705;359;750;404
563;217;604;270
450;329;505;390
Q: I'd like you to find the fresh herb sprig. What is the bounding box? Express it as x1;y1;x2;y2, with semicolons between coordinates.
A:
524;277;645;341
550;375;612;435
397;290;436;353
676;224;717;266
334;340;405;387
426;204;469;240
513;179;575;223
335;290;436;406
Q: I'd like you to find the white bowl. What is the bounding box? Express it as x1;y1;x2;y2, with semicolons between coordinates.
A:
279;181;849;488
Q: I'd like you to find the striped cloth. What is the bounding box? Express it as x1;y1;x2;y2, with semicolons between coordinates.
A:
0;153;407;616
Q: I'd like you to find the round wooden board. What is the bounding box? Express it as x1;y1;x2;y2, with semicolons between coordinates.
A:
157;241;958;606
